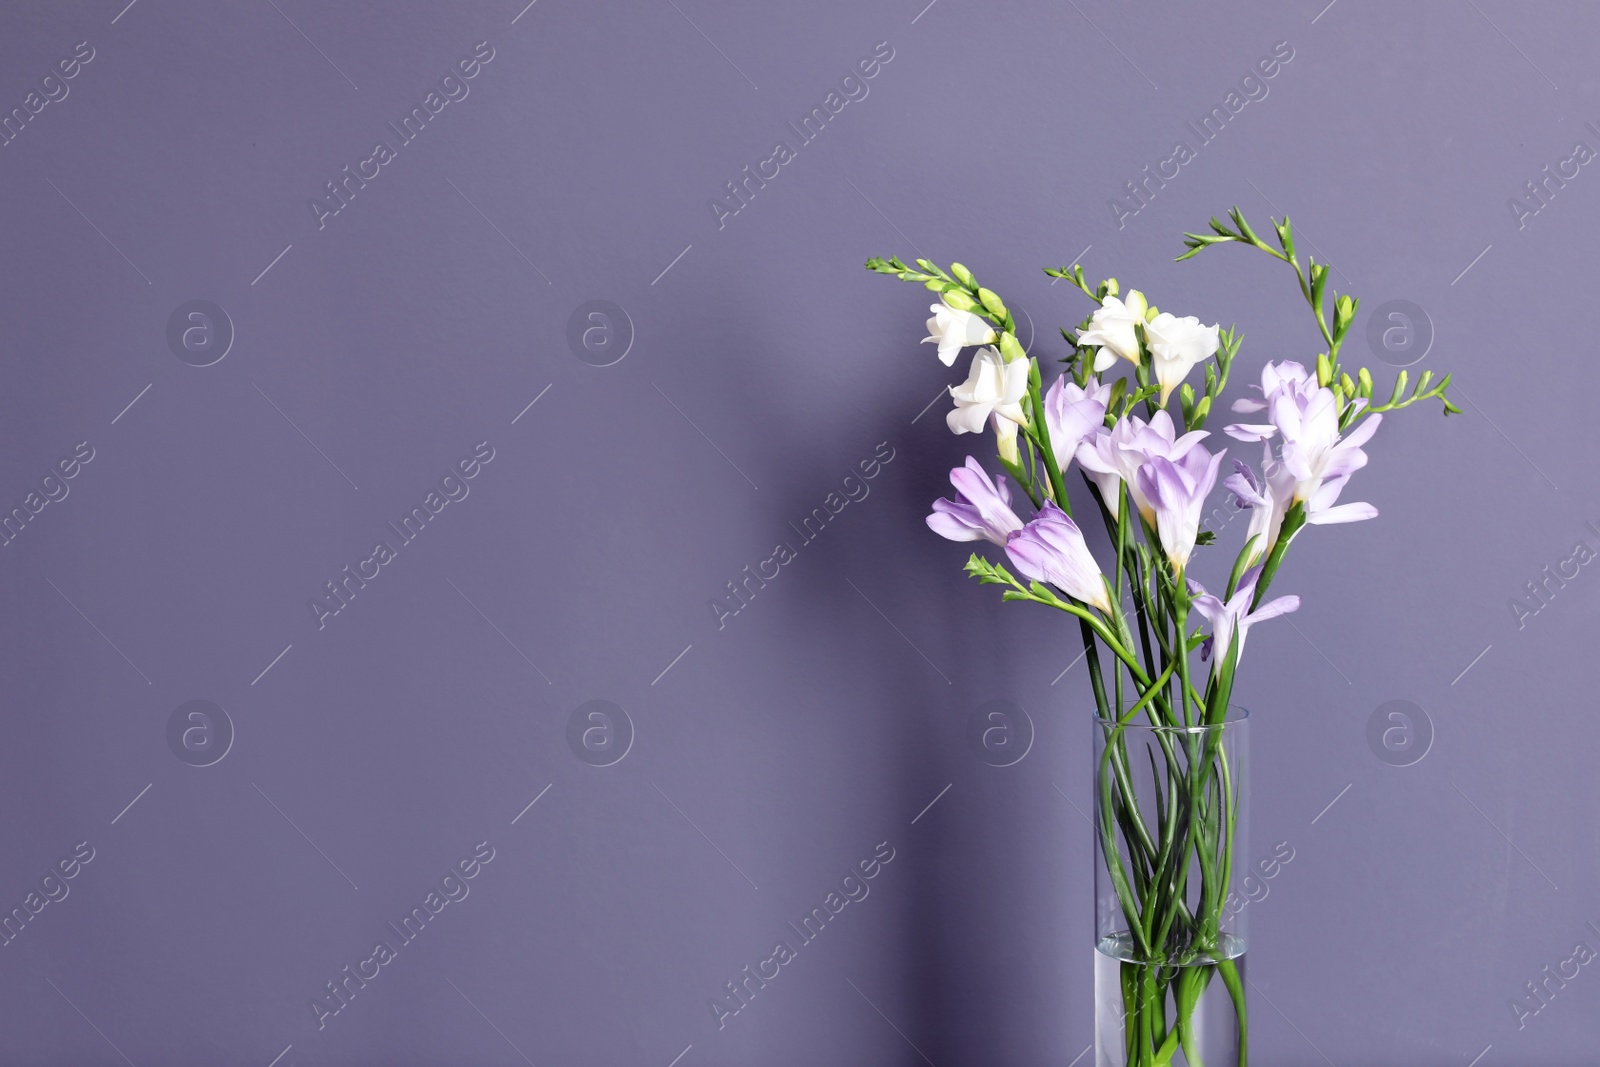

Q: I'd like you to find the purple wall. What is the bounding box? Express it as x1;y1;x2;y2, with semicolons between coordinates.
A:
0;0;1595;1063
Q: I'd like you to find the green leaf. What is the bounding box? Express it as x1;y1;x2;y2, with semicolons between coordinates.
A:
1106;377;1127;420
1225;534;1261;600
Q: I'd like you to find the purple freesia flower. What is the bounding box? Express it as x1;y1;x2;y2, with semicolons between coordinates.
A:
1043;374;1111;470
1228;441;1379;566
1004;502;1111;611
1224;444;1295;566
1224;360;1383;509
926;457;1025;547
1134;443;1227;574
1076;409;1210;521
1275;388;1382;505
1226;360;1319;436
1188;568;1300;678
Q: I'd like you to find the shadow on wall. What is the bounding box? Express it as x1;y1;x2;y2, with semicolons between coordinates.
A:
699;262;1077;1058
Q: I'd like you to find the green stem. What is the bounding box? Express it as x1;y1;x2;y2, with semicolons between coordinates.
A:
1218;958;1249;1067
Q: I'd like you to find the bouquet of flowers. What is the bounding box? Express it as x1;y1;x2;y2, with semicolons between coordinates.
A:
867;209;1457;1066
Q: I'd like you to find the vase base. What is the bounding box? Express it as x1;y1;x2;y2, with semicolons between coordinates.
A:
1094;936;1246;1067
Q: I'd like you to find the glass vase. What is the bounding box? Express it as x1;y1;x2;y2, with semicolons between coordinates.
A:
1093;710;1249;1067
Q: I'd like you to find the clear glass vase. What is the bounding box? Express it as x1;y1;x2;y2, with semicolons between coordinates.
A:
1093;710;1249;1067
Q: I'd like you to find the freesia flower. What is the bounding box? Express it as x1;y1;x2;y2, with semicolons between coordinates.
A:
1134;444;1227;574
1076;291;1148;371
1300;472;1379;527
1189;568;1300;677
1144;312;1221;405
1043;374;1111;470
1226;359;1383;509
1276;390;1381;505
1004;502;1111;611
923;302;997;367
1227;360;1318;428
1228;443;1378;565
1076;409;1209;521
1225;445;1295;566
947;346;1029;437
926;458;1025;546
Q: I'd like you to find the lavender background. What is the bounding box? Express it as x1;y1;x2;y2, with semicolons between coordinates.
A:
1;0;1596;1063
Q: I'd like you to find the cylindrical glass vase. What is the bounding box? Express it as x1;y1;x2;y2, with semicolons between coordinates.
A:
1093;710;1249;1067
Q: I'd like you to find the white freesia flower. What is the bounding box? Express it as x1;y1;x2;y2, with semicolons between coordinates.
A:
947;346;1030;439
1144;312;1221;405
1076;291;1148;371
923;302;997;367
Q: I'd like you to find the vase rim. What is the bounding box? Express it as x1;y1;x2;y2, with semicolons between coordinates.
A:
1093;705;1249;734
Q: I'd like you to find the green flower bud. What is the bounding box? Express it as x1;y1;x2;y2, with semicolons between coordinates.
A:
942;289;978;311
977;287;1008;319
951;262;976;287
998;332;1026;363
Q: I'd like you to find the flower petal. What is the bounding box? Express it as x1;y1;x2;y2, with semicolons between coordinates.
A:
1305;501;1378;525
1224;422;1278;442
1249;594;1301;622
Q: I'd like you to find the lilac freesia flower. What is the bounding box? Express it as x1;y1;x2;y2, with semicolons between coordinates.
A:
1076;409;1209;521
926;457;1025;547
1225;445;1295;566
1188;568;1300;678
1134;444;1227;574
1226;360;1319;434
1228;440;1379;565
1225;360;1383;509
1004;502;1111;611
1299;473;1378;526
1276;389;1382;507
1043;374;1111;470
